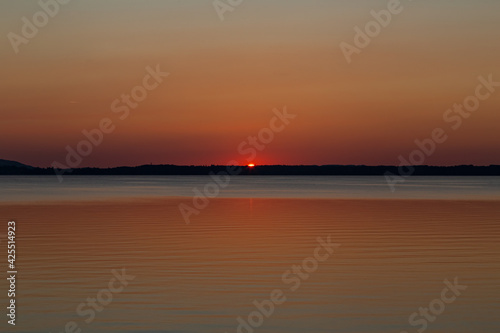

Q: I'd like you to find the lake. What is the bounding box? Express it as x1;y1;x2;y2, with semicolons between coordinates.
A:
2;175;500;202
0;176;499;333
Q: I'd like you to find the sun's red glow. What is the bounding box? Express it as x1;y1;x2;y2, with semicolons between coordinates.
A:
248;164;255;168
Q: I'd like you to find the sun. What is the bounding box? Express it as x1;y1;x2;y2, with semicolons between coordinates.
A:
247;163;255;168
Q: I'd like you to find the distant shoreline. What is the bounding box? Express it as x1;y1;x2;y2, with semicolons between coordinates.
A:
1;164;500;176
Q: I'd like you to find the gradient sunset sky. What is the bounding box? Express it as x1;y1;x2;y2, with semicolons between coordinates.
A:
1;0;499;167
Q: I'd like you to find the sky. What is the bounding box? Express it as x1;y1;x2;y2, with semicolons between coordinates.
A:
1;0;499;167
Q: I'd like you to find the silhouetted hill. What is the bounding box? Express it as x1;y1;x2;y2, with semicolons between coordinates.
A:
1;162;500;176
0;159;33;169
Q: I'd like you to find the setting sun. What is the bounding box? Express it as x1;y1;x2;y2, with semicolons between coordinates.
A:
247;164;255;168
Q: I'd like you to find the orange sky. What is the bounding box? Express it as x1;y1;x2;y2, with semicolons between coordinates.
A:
1;0;499;167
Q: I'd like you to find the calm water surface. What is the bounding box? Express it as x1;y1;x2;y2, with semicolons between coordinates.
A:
0;176;499;333
1;175;500;202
